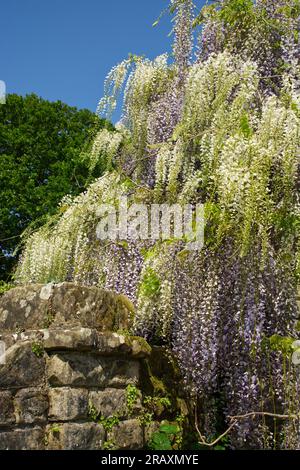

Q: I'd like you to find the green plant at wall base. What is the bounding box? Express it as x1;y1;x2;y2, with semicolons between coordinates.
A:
213;435;230;451
159;397;172;408
174;414;185;449
126;384;140;415
148;423;181;451
192;434;230;451
31;342;44;358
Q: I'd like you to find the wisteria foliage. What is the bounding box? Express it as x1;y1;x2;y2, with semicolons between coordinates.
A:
16;0;300;449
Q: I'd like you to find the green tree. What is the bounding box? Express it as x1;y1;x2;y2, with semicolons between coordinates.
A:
0;93;110;281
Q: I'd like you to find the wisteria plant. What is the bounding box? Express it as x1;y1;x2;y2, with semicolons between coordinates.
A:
16;0;300;449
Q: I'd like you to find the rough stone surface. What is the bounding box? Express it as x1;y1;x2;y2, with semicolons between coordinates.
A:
0;427;45;450
14;388;48;424
48;388;88;421
47;353;140;388
43;328;98;351
0;391;15;426
144;421;161;444
0;329;151;358
0;284;49;332
0;283;187;450
108;419;144;450
46;423;105;450
106;358;140;387
89;388;142;419
0;282;132;333
46;353;105;387
0;342;45;389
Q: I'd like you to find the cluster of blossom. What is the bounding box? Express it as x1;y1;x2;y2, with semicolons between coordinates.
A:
87;128;125;172
122;54;174;186
96;58;133;120
16;1;300;449
199;0;300;95
16;173;130;284
135;241;299;448
171;0;194;80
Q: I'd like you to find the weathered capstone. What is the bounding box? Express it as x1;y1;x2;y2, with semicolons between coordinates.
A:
0;282;132;332
0;283;187;450
0;329;151;358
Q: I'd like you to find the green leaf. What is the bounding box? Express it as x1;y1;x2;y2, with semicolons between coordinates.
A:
151;432;173;450
159;424;179;434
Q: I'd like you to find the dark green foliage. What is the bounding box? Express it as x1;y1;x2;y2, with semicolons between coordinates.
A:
0;94;110;280
148;423;180;450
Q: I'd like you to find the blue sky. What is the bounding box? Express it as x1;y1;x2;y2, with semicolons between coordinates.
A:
0;0;205;119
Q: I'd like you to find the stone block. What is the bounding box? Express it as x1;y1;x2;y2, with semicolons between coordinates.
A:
49;283;130;331
14;388;48;424
108;419;144;450
46;353;105;387
48;387;88;421
0;427;45;450
0;284;50;332
0;391;15;426
107;359;140;388
42;327;97;351
96;332;151;358
46;353;140;388
46;422;105;450
0;342;45;389
89;388;142;419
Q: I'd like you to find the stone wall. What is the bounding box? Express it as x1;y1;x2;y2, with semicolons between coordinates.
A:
0;283;187;450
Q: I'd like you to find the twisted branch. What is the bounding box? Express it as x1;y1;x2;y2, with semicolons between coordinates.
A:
194;405;300;448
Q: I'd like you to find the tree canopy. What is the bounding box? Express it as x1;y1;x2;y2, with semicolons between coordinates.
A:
0;93;110;281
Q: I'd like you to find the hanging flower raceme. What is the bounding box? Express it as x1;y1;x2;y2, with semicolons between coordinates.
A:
198;0;300;95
